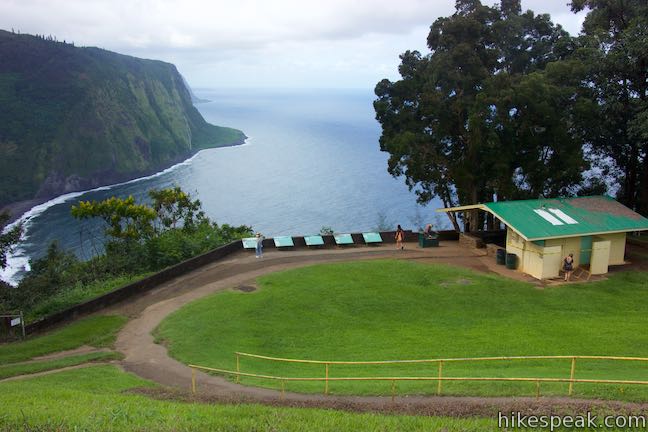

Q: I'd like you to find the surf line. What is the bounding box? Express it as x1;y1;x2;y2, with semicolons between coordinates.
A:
1;138;251;286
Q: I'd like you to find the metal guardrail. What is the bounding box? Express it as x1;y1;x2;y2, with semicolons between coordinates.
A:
188;353;648;400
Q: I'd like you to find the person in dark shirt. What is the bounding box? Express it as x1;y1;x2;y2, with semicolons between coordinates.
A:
563;253;574;281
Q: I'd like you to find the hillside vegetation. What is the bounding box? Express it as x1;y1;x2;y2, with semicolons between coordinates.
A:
0;30;244;208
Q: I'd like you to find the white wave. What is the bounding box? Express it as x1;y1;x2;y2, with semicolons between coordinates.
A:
0;247;30;286
1;139;249;286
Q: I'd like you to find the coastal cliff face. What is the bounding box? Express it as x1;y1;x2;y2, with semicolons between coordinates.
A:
0;30;245;209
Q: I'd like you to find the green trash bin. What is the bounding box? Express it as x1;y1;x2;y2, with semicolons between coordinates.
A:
496;249;506;265
418;233;439;248
505;253;518;269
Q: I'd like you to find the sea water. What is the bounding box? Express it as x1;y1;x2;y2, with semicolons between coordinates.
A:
1;88;444;284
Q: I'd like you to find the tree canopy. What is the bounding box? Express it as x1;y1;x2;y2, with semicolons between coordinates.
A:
374;0;642;228
571;0;648;214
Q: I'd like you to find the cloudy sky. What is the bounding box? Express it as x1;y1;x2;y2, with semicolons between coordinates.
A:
2;0;586;89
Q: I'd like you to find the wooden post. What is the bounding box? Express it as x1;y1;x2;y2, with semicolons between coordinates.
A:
391;379;396;402
437;361;443;395
236;353;240;384
20;311;25;339
568;357;576;396
281;380;285;400
191;367;196;395
536;380;540;399
325;363;329;395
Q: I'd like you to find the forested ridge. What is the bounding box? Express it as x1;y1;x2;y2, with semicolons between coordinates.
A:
0;30;245;209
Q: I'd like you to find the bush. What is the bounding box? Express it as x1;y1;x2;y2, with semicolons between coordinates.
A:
6;187;253;321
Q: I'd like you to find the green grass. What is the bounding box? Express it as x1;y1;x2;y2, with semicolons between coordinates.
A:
0;351;121;379
0;365;497;431
0;315;127;364
155;260;648;400
26;274;150;322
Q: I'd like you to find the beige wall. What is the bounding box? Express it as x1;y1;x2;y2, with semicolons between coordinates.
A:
595;233;626;265
506;229;526;271
546;237;582;267
541;246;563;279
506;229;629;279
590;239;611;275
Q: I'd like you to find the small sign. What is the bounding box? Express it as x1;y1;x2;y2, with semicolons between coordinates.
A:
10;317;21;327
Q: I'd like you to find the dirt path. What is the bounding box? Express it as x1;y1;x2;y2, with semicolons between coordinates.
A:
112;244;647;416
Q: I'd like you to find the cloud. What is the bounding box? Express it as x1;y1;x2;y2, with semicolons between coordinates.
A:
1;0;586;88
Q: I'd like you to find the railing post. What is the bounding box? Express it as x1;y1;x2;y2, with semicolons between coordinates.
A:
20;311;25;339
236;353;240;384
325;363;329;395
536;380;540;399
281;380;285;400
568;357;576;396
437;361;443;395
191;367;196;395
391;379;396;402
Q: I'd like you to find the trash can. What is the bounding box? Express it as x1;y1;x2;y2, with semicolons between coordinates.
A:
418;233;439;248
496;249;506;265
505;253;518;269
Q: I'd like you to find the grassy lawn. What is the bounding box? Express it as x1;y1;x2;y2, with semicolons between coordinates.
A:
0;351;121;380
0;365;496;431
0;315;126;364
155;260;648;400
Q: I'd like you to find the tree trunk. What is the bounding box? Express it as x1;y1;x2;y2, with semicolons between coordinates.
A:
446;211;461;232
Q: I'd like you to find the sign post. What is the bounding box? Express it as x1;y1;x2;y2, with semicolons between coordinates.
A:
1;311;25;340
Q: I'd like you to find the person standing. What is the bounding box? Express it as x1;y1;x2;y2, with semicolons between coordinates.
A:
563;253;574;281
395;225;405;250
255;232;264;258
424;224;435;238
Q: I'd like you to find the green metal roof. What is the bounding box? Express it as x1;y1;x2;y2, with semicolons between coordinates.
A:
483;196;648;241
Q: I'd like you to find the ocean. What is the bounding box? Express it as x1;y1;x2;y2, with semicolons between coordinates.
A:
1;87;445;284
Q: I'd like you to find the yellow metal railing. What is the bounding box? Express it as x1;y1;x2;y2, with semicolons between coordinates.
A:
188;353;648;399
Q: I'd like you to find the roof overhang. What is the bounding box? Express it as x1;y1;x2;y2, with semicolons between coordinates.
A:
527;227;648;242
436;204;486;213
438;197;648;243
437;204;530;241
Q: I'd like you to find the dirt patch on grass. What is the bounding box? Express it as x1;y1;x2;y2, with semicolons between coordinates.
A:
130;387;648;418
31;346;112;362
234;284;257;293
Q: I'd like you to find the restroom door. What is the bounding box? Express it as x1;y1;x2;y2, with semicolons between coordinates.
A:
580;236;592;266
590;240;611;275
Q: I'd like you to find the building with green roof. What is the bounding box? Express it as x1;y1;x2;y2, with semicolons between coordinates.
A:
439;196;648;280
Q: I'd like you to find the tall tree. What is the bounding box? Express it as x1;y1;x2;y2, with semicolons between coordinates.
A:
374;0;588;230
571;0;648;214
